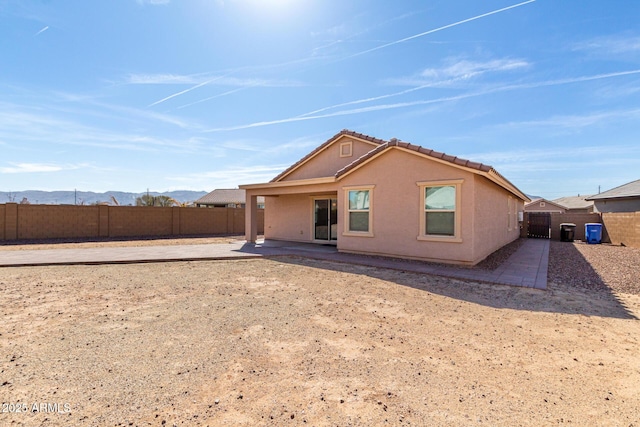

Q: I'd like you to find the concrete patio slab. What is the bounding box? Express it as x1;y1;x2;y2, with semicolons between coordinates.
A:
0;238;549;289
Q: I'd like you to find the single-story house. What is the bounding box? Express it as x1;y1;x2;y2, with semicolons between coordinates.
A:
241;130;529;265
551;195;594;213
195;189;264;209
586;179;640;213
524;198;567;213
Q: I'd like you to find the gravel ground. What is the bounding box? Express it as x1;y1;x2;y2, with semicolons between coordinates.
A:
548;240;640;295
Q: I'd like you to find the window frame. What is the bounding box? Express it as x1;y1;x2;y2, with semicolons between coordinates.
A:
342;185;374;237
508;196;513;231
417;179;463;242
339;141;353;158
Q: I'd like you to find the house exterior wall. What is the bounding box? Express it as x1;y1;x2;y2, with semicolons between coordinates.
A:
257;147;525;265
593;198;640;213
336;148;481;264
264;195;318;242
283;137;378;181
472;175;522;262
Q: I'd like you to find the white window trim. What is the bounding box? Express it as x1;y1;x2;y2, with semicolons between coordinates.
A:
339;141;353;158
342;185;374;237
417;179;463;243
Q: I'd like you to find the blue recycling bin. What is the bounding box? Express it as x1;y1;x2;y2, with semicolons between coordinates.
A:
585;223;602;244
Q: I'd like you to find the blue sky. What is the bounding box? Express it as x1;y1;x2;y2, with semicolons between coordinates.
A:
1;0;639;199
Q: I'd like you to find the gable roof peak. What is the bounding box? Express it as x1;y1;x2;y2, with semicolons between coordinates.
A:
270;129;387;182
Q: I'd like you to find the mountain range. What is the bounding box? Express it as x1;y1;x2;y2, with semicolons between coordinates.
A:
0;190;208;206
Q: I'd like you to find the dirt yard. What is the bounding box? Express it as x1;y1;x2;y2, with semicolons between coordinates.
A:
1;239;639;426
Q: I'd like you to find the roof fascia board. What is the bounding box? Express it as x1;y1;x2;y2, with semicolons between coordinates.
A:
240;176;336;190
274;134;381;182
525;198;565;210
337;146;529;201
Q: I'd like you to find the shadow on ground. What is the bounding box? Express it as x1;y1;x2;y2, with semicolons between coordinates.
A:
263;252;637;321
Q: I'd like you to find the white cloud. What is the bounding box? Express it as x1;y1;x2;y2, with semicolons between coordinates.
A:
0;162;84;174
126;73;200;85
574;34;640;55
136;0;170;5
490;108;640;132
386;58;530;86
170;165;289;188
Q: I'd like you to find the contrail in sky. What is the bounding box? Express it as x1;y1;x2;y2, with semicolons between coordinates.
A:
34;26;49;36
148;79;216;107
345;0;536;60
204;68;640;132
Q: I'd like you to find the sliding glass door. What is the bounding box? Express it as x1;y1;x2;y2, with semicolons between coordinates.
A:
314;198;337;241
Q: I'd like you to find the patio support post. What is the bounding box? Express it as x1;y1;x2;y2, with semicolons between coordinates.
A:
245;193;258;243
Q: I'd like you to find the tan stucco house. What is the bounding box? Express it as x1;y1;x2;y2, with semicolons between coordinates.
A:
241;130;529;265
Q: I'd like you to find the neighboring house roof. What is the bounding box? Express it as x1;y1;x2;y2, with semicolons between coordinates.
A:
586;179;640;201
195;189;264;205
266;129;528;202
552;195;594;210
524;198;567;212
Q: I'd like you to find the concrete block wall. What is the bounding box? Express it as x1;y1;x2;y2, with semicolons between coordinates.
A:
602;212;640;248
16;204;100;239
550;212;602;241
520;212;602;241
0;203;264;241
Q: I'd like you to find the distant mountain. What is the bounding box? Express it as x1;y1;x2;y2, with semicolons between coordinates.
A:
0;190;208;206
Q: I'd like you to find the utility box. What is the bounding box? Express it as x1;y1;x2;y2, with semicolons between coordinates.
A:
560;223;576;242
585;223;602;244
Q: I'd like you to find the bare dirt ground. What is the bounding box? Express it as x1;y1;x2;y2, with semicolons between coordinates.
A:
1;238;639;426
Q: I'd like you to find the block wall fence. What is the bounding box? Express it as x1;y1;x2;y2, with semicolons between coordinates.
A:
0;203;263;241
519;211;640;248
602;212;640;248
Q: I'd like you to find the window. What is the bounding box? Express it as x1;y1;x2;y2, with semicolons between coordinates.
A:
508;197;513;231
340;141;353;157
418;179;463;242
343;185;374;236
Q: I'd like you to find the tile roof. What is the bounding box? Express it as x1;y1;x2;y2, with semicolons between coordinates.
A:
586;179;640;200
524;198;567;211
270;129;386;182
265;129;526;200
335;138;493;178
552;195;594;209
195;189;264;205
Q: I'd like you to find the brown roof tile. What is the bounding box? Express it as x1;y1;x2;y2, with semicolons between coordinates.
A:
195;189;264;205
270;129;386;182
335;138;497;178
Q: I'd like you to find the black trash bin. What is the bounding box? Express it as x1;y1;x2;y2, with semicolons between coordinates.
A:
560;223;576;242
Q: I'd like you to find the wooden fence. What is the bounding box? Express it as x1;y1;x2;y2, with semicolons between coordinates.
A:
0;203;263;241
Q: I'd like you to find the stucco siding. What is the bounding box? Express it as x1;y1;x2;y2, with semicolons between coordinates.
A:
264;195;316;242
336;148;480;264
472;175;521;263
593;198;640;213
283;137;378;181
